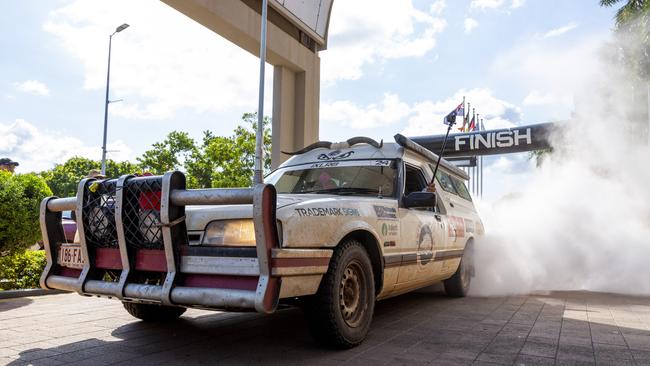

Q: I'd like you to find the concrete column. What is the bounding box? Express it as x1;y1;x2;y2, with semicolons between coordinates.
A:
292;55;320;159
271;60;320;168
272;66;296;168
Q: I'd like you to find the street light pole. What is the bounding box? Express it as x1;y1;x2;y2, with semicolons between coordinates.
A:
101;23;129;175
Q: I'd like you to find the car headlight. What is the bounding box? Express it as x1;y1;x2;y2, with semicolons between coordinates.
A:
202;219;255;246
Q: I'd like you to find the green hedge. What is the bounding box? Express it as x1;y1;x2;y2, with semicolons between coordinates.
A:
0;250;46;290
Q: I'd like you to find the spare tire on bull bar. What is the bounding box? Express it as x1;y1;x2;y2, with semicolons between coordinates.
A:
304;239;376;348
122;302;186;322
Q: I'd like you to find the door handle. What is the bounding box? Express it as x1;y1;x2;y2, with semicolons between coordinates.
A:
449;202;455;208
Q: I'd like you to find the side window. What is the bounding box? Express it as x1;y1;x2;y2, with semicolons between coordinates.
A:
404;165;427;195
435;171;458;195
451;177;472;201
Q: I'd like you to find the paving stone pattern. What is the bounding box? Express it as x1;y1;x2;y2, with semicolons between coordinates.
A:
1;289;649;365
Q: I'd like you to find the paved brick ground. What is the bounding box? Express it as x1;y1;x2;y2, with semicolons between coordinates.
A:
1;288;650;365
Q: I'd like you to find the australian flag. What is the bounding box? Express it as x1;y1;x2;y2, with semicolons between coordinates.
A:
444;102;464;126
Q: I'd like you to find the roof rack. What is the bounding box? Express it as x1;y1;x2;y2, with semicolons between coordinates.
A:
394;134;469;180
282;136;383;155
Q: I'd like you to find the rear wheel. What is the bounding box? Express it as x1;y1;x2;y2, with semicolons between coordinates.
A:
122;302;186;322
305;240;375;348
444;242;474;297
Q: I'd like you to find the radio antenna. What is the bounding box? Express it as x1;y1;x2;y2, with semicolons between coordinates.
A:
431;100;461;185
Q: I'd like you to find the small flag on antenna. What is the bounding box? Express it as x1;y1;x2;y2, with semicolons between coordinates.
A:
443;102;464;125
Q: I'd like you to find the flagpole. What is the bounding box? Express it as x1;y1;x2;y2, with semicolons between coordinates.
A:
476;113;480;197
472;108;476;196
467;104;471;190
480;119;485;199
462;96;466;183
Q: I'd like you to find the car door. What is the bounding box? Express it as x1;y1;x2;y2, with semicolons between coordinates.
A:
433;169;474;277
395;163;446;288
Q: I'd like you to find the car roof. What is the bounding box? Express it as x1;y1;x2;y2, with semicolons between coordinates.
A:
281;142;404;166
278;135;469;181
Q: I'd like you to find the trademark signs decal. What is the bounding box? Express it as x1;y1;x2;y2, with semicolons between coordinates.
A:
294;207;360;217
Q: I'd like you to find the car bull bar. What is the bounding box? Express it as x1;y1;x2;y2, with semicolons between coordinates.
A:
39;172;281;313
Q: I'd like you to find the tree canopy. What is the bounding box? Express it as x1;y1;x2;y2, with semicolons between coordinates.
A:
137;131;195;175
41;157;139;197
0;171;52;254
39;113;272;195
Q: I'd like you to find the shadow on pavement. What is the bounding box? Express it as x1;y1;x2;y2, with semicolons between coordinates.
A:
0;297;33;313
7;289;650;365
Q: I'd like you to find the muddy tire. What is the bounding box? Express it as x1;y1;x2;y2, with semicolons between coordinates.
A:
305;240;375;349
444;242;474;297
122;302;186;322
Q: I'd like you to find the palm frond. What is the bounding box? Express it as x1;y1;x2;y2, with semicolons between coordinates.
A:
600;0;622;6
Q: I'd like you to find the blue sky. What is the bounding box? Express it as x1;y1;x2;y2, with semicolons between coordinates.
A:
0;0;617;201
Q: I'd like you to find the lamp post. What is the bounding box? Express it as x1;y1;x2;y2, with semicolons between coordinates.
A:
100;23;129;175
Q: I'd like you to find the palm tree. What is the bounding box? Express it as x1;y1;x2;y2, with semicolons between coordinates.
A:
600;0;650;81
600;0;650;28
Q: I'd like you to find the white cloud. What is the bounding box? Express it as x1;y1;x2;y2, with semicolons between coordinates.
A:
510;0;526;9
511;0;525;9
14;80;50;96
44;0;270;120
470;0;524;10
0;119;132;172
322;88;521;137
464;18;479;34
321;93;412;129
470;0;506;10
492;35;604;112
537;22;578;39
430;0;446;15
322;0;447;82
523;90;572;106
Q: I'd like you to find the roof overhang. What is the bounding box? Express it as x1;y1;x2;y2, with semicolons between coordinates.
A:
268;0;333;50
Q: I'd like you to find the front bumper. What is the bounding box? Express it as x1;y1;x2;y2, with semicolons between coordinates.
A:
40;172;331;313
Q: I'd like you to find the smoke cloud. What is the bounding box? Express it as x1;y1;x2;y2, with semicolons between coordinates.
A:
471;27;650;296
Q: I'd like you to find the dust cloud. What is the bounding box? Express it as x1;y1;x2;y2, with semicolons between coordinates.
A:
470;33;650;296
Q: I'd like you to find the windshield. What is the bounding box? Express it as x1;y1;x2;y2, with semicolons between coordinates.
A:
265;160;397;197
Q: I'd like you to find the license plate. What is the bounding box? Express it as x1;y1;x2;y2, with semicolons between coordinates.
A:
58;244;84;269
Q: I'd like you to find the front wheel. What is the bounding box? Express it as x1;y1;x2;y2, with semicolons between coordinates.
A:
122;302;186;322
443;242;474;297
305;240;375;348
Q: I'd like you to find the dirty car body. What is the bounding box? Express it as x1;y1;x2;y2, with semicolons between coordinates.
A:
39;134;483;347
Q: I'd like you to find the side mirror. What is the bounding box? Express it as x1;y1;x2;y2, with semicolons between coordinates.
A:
403;191;437;209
